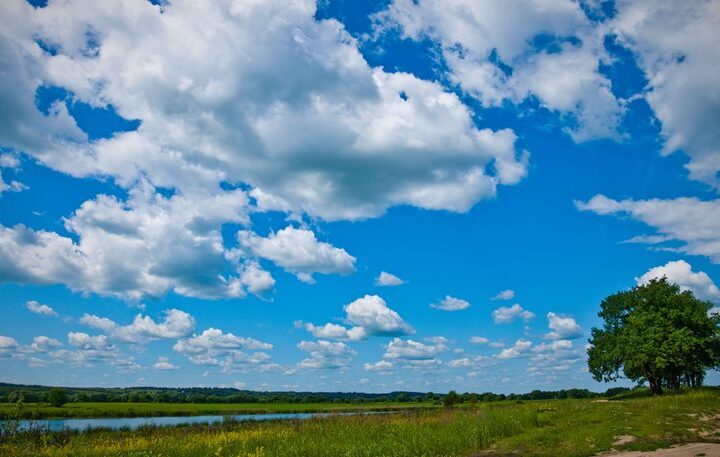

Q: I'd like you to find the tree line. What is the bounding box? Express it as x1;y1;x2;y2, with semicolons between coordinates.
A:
0;385;633;406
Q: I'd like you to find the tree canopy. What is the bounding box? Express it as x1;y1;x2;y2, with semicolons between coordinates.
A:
588;277;720;394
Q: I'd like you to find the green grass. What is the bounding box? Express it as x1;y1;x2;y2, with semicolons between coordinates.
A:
0;401;435;419
2;389;719;457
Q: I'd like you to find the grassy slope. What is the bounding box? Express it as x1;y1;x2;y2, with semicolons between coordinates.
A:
0;401;435;419
1;389;719;457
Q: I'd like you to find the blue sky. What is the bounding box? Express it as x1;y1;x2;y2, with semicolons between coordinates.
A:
1;0;719;393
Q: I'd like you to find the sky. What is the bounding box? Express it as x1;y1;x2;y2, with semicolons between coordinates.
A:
0;0;719;394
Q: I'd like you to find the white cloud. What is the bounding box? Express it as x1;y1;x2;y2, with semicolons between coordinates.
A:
298;322;366;342
612;1;720;188
430;295;471;311
153;357;179;371
0;335;20;358
492;303;535;324
68;332;113;350
112;309;195;344
0;0;528;223
0;184;262;299
238;226;355;283
298;294;412;342
25;300;57;316
533;340;573;353
447;357;472;368
496;339;533;359
174;328;273;373
79;314;117;333
363;360;394;372
383;337;447;360
28;336;62;353
375;271;405;287
545;312;583;340
0;153;26;197
469;336;489;344
297;340;356;370
491;289;515;301
375;0;624;141
344;295;414;336
174;328;272;354
576;195;720;263
238;260;276;295
636;260;720;303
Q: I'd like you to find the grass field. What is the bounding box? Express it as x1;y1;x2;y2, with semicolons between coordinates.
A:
0;401;435;419
1;389;719;457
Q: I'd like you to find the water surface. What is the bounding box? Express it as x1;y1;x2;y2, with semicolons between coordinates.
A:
19;411;387;432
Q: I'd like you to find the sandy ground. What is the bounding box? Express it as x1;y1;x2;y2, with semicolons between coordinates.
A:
603;443;720;456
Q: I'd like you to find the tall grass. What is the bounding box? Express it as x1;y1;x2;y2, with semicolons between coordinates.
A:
0;407;539;457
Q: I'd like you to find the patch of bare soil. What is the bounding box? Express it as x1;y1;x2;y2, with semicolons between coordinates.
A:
601;443;720;456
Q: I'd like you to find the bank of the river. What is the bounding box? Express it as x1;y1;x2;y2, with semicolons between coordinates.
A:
0;400;434;419
1;389;719;457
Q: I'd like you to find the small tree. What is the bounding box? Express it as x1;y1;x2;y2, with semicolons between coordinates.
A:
48;388;68;407
588;277;720;395
443;390;460;407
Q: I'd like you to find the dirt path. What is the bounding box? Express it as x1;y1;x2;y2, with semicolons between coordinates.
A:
602;443;720;456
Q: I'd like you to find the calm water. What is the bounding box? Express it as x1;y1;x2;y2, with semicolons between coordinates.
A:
19;411;387;432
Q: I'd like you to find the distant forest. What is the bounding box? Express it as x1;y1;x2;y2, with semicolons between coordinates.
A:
0;382;634;404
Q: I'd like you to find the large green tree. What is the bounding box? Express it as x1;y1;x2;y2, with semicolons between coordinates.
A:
588;277;720;395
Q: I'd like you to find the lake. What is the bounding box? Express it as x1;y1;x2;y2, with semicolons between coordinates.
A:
18;411;388;432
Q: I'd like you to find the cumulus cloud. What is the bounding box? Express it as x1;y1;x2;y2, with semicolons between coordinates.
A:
0;0;528;223
375;271;405;287
28;336;62;353
636;260;720;303
174;328;273;373
492;304;535;324
469;336;489;344
611;0;720;188
496;339;533;359
0;335;20;358
0;153;26;196
25;300;57;316
111;309;195;344
238;227;355;283
79;314;117;333
363;360;394;372
545;313;583;340
430;295;471;311
153;357;179;371
297;340;356;370
383;337;447;360
174;328;272;354
68;332;113;350
576;195;720;263
344;295;414;336
299;294;413;341
0;183;267;299
297;322;366;341
491;289;515;301
375;0;624;142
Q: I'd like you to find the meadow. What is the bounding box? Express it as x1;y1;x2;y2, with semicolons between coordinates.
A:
0;401;433;419
1;388;719;457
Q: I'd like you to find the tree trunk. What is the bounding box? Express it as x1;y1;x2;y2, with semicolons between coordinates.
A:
648;376;663;395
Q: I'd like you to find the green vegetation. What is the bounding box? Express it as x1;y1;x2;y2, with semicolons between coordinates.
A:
47;389;67;409
0;382;626;409
1;388;719;457
0;401;433;420
589;277;720;394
